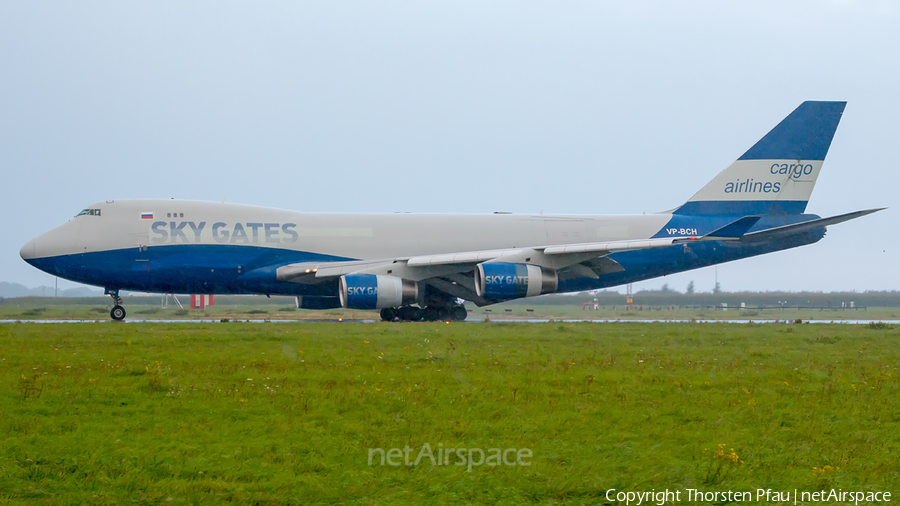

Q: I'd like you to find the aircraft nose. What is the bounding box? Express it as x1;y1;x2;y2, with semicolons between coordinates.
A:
20;239;36;261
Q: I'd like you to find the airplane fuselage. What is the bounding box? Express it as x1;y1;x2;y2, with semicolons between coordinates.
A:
21;199;823;297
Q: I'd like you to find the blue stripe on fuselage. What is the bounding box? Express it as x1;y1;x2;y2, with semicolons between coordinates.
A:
24;245;355;296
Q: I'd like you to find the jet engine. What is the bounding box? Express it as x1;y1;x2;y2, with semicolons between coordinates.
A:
339;274;419;309
474;262;558;301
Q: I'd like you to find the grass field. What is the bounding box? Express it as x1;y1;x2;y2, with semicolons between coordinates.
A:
1;322;899;504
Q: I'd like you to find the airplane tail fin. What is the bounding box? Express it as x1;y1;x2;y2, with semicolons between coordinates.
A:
674;101;846;215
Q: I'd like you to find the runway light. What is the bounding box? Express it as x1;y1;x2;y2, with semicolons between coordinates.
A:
305;269;310;273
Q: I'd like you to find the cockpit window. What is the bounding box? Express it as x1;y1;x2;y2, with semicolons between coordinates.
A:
76;209;101;217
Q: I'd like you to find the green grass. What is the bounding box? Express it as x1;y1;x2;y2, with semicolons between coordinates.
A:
1;322;898;504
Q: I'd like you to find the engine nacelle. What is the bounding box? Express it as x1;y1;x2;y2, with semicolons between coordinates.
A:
339;274;419;309
474;262;558;301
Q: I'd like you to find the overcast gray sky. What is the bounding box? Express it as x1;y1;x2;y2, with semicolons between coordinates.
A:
1;1;897;294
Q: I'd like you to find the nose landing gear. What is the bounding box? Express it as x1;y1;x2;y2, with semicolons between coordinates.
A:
110;304;126;320
106;288;126;321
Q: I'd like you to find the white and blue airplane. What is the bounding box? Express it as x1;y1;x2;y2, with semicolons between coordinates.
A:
20;101;881;321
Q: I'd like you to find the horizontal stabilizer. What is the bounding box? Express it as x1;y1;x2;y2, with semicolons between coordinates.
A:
701;216;761;240
741;208;884;242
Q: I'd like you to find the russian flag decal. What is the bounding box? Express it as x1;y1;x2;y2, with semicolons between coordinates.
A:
141;212;153;220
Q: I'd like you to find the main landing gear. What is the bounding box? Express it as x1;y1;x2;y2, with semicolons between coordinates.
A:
106;288;126;321
380;304;467;322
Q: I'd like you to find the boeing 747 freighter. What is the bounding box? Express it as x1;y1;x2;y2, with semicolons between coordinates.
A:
20;101;881;320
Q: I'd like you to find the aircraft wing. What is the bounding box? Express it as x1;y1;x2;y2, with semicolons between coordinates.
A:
273;235;690;306
274;214;781;285
275;236;686;285
271;210;880;306
274;210;883;289
739;208;884;242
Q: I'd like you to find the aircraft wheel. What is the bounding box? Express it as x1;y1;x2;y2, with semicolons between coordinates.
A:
399;306;423;322
450;306;467;322
110;305;126;321
380;308;396;322
423;307;441;322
